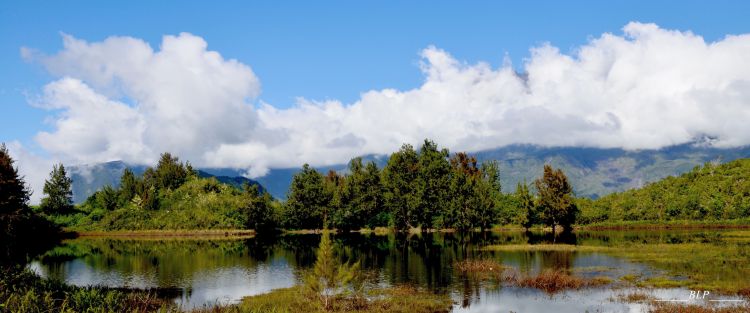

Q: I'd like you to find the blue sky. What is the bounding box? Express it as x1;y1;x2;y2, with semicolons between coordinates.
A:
3;0;749;152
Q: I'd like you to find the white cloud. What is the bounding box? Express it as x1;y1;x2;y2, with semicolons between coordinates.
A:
5;142;57;204
17;22;750;192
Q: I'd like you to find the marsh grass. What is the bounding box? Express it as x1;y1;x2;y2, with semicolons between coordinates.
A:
192;285;452;313
482;238;750;295
511;269;611;293
649;303;750;313
614;291;653;303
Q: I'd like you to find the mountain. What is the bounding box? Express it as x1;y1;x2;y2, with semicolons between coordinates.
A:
68;143;750;203
251;143;750;200
68;161;264;203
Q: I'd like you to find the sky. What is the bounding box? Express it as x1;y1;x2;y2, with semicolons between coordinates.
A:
2;1;750;202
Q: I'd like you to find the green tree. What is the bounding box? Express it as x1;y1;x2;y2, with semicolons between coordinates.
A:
534;164;577;232
361;161;387;228
243;184;276;232
305;230;360;310
325;169;349;231
118;168;139;205
154;152;188;190
40;163;74;214
414;139;451;230
94;185;118;211
446;152;481;230
475;160;502;230
514;181;537;231
0;144;29;215
382;144;420;231
283;164;330;229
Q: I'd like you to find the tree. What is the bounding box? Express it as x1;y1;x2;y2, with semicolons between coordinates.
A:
475;160;502;231
243;184;276;232
534;164;577;232
414;139;451;230
283;164;330;229
40;163;74;214
0;144;29;215
361;161;387;228
514;181;537;231
446;152;481;230
382;144;420;231
305;230;360;310
154;152;188;190
118;168;139;205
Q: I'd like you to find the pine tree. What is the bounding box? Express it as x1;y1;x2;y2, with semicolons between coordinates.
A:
514;181;537;231
40;163;74;214
0;143;29;215
534;164;578;232
305;230;360;310
118;168;139;205
243;183;276;231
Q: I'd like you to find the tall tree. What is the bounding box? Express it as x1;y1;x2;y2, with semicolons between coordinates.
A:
475;160;502;230
534;164;577;232
447;152;481;230
0;144;29;215
362;161;386;228
154;152;188;190
283;164;330;229
514;181;537;231
118;168;139;205
414;139;451;230
243;183;277;232
382;144;420;231
40;163;74;214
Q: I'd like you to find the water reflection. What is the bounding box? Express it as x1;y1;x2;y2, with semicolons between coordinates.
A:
28;230;740;310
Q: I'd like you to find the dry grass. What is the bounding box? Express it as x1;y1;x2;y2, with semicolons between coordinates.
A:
454;259;505;273
512;269;610;293
615;292;654;303
649;303;750;313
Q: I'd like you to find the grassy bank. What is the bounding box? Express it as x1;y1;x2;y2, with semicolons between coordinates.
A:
578;219;750;230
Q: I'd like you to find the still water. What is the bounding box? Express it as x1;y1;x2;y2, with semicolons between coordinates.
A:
28;230;747;312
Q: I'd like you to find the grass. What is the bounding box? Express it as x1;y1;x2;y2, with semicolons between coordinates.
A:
579;219;750;230
615;291;653;303
481;235;750;295
0;268;174;313
511;269;611;293
649;303;750;313
190;285;452;313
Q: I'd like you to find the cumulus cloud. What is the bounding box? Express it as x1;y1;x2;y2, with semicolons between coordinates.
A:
19;22;750;191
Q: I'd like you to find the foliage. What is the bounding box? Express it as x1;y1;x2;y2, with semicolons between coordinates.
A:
579;159;750;223
382;144;420;231
513;181;538;230
243;183;277;232
40;163;74;214
534;164;577;231
283;164;330;230
0;143;29;215
304;230;361;310
414;140;451;229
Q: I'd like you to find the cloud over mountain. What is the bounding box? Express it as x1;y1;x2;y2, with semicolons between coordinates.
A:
15;22;750;200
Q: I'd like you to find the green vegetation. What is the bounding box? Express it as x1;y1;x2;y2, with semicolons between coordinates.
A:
40;163;74;214
578;159;750;224
39;152;277;231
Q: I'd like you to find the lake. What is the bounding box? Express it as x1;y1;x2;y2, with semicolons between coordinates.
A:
28;230;750;312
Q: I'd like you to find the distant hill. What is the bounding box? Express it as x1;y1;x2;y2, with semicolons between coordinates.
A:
68;143;750;202
68;161;264;203
578;158;750;222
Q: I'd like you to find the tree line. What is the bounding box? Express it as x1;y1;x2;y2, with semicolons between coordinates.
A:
281;139;578;232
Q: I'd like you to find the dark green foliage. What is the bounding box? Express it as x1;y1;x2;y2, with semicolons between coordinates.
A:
153;152;189;190
41;163;74;214
535;165;577;232
414;139;451;229
0;144;60;263
118;168;138;205
445;152;482;230
579;159;750;223
513;182;538;230
382;144;420;231
242;184;277;232
331;158;386;231
475;161;502;230
283;164;330;230
0;144;29;216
